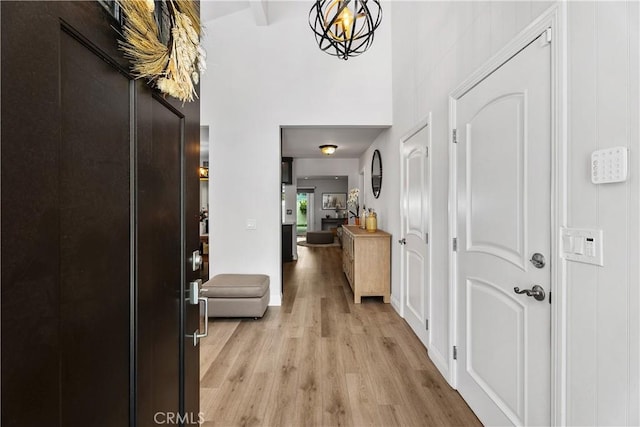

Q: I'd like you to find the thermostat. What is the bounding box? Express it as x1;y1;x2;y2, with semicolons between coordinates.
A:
591;146;628;184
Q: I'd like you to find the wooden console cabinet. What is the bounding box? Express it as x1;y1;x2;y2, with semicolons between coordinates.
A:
341;225;391;303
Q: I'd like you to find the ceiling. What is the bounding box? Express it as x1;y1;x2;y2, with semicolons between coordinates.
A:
201;1;250;22
281;127;388;159
201;126;388;164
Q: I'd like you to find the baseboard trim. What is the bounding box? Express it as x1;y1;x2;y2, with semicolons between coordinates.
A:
391;295;402;315
269;292;282;306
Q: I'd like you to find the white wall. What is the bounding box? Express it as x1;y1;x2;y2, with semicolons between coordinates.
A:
358;132;392;230
383;0;639;424
201;2;392;305
565;2;639;425
295;158;360;178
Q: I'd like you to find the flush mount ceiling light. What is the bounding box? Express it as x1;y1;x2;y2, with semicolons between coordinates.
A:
309;0;382;60
319;144;338;155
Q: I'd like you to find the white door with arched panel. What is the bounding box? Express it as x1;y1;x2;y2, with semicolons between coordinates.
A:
400;119;431;348
454;32;551;426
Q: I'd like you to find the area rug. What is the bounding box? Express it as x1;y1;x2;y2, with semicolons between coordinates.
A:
297;239;341;248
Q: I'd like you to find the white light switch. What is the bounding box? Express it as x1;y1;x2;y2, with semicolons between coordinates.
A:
246;219;257;230
562;234;574;253
561;227;603;266
573;237;585;255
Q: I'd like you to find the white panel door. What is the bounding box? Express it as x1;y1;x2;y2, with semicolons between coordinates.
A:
401;122;430;347
455;33;551;426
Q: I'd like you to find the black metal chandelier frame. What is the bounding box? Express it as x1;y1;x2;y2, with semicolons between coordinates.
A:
309;0;382;60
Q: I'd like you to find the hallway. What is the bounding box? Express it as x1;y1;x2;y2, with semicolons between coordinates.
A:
199;244;480;426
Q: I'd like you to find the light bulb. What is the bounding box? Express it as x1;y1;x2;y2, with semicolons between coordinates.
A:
337;6;354;39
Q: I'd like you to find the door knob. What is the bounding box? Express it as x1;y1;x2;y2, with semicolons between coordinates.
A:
513;285;546;301
530;252;546;268
398;238;406;245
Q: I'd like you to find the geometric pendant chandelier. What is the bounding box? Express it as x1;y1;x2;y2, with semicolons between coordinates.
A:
308;0;382;60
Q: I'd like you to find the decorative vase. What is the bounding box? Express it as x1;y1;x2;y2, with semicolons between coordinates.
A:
359;210;366;229
354;217;360;226
366;211;377;233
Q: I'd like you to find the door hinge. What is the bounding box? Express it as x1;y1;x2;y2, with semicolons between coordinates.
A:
549;291;552;304
425;147;429;157
452;129;458;144
425;233;429;244
426;319;429;330
452;237;457;252
546;27;552;43
453;345;458;360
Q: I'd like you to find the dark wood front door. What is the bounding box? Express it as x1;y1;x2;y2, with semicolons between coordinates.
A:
1;2;201;426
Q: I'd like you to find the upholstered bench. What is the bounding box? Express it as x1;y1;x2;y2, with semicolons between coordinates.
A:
306;231;334;244
201;274;270;318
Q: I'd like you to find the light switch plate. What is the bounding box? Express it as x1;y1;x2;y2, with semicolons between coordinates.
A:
591;146;628;184
561;227;603;266
246;219;257;230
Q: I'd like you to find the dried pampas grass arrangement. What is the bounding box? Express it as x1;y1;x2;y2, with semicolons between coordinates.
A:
117;0;206;103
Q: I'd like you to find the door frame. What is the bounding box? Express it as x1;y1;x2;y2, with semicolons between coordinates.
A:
447;3;567;425
307;192;315;232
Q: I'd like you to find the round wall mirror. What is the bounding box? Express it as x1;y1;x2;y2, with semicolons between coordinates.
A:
371;149;382;198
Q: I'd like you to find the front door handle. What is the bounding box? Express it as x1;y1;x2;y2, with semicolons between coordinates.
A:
187;280;208;346
398;238;406;245
513;285;546;301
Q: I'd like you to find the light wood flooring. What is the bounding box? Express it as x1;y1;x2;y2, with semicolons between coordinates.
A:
199;244;481;427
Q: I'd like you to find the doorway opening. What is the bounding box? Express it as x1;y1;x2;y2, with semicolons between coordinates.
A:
296;187;315;240
296;192;308;236
199;126;210;279
296;189;315;236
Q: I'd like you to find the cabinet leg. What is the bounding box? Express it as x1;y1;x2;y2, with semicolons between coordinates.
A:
383;294;390;303
354;294;361;304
